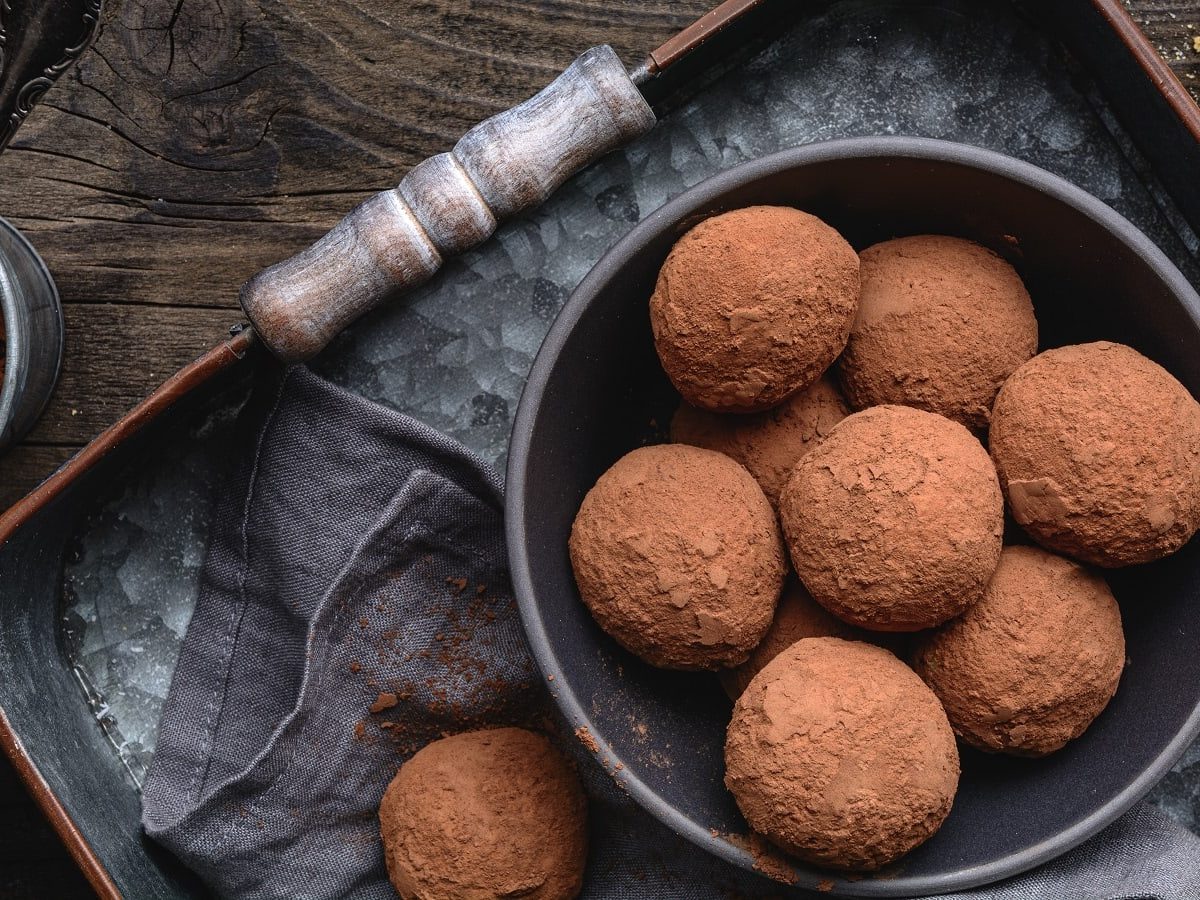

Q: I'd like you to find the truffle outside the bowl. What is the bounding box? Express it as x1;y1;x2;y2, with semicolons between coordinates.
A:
507;138;1200;896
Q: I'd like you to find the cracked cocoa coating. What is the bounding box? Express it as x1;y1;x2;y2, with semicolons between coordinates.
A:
379;728;587;900
671;374;850;509
649;206;860;413
725;638;959;871
913;545;1124;757
569;444;785;670
719;577;863;698
779;405;1004;631
990;341;1200;567
837;235;1037;429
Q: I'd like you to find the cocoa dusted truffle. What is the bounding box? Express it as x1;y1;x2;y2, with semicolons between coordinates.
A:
779;405;1004;631
913;545;1124;756
671;375;849;508
838;235;1037;429
725;638;959;871
569;444;785;669
649;206;860;413
379;728;587;900
990;341;1200;567
719;577;862;698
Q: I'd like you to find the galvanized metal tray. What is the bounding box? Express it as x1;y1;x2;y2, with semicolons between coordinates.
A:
2;0;1199;895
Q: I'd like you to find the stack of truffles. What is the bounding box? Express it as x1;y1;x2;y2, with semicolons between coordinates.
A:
569;206;1200;872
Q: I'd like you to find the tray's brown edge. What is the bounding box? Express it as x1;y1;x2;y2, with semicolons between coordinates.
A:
0;707;118;898
0;327;255;900
4;1;1200;897
646;0;767;72
1093;0;1200;140
0;328;255;538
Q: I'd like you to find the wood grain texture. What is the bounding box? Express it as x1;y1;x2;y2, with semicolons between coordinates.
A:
1124;0;1200;102
0;0;709;503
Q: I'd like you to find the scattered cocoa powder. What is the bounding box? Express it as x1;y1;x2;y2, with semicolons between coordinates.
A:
379;728;587;899
725;638;959;871
990;341;1200;566
780;405;1003;630
747;832;798;885
817;879;835;892
670;374;849;508
348;661;361;674
569;444;785;669
649;206;860;413
838;235;1037;429
914;545;1125;756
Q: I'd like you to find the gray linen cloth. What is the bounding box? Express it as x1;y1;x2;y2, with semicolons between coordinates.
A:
143;366;1200;899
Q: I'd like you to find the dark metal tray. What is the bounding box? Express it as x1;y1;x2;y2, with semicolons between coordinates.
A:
3;0;1200;895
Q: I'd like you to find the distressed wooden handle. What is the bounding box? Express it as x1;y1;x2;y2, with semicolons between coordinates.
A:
240;45;656;362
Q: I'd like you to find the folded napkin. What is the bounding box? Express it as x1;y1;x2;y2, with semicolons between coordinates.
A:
143;366;1200;899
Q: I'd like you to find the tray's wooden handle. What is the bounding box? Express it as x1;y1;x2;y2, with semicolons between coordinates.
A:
240;45;655;362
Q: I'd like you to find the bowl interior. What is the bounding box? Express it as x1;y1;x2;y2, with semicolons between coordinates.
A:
507;139;1200;896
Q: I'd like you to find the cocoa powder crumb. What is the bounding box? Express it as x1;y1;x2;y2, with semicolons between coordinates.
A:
370;692;399;714
817;879;835;892
446;576;468;592
348;661;361;674
574;726;599;754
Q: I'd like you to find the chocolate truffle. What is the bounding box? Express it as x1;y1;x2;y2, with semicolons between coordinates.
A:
838;235;1037;429
379;728;587;899
719;577;862;698
914;545;1125;756
569;444;785;669
779;405;1004;630
671;375;850;508
725;638;959;871
649;206;860;413
990;341;1200;567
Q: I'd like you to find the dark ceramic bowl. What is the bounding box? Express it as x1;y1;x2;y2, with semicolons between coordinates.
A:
506;137;1200;896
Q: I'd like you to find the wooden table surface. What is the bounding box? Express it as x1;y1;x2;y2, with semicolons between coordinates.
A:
0;0;1196;895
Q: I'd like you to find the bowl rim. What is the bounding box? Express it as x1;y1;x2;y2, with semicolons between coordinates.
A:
505;135;1200;896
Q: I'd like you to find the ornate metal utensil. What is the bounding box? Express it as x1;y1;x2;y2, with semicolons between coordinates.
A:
0;0;103;152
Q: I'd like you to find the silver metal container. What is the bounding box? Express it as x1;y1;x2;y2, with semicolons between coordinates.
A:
0;218;63;450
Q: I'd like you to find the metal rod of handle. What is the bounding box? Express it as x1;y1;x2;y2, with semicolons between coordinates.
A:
240;45;656;362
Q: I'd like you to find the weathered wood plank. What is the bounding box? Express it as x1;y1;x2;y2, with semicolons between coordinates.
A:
26;304;244;445
0;444;76;510
0;0;707;310
1125;0;1200;101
